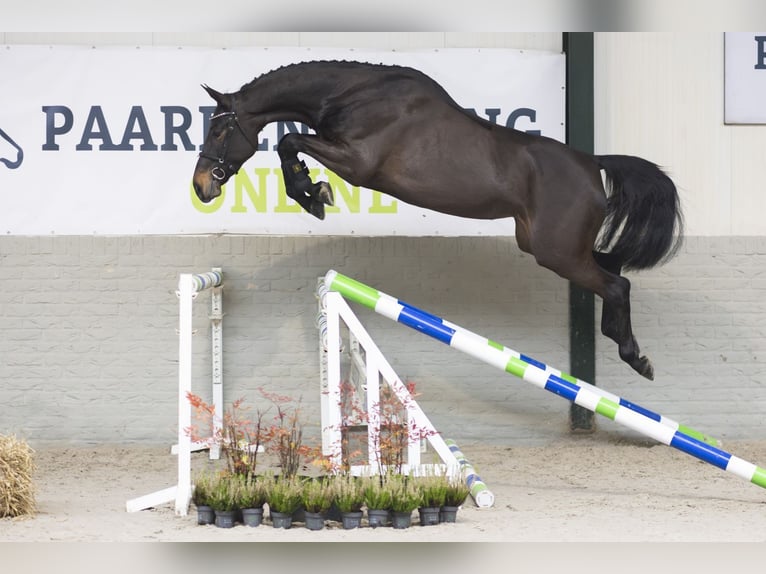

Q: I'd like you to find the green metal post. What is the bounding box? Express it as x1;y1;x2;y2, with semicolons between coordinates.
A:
564;32;596;432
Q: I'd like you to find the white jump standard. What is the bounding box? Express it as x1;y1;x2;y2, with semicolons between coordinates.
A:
318;280;461;478
126;268;224;515
324;269;766;492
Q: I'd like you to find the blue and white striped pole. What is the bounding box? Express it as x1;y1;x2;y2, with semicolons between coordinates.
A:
324;270;766;491
325;270;713;443
445;439;494;508
191;269;223;292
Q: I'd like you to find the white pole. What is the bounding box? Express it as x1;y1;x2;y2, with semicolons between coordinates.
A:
126;269;224;516
325;287;343;470
175;274;194;515
209;267;223;460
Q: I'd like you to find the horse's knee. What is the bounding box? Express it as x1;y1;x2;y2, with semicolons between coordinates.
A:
276;133;301;160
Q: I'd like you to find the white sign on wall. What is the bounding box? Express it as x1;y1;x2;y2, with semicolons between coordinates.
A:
0;46;565;236
725;32;766;124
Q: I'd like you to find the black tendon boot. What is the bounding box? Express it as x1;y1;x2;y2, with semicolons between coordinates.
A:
281;158;335;220
281;158;314;196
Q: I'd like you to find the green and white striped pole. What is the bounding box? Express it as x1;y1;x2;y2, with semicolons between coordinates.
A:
324;270;766;491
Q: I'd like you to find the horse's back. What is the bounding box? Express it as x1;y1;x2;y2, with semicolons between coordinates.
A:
297;61;603;221
317;62;472;129
314;63;504;197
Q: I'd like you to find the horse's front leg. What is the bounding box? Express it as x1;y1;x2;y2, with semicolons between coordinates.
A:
277;135;334;220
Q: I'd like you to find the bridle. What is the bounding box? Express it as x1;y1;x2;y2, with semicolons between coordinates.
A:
198;105;258;182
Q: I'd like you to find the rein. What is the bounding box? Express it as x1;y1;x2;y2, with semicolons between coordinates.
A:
198;106;258;181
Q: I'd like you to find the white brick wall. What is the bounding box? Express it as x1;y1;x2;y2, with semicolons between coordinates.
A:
2;235;764;447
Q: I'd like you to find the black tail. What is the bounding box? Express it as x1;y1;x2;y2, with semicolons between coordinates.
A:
596;154;684;271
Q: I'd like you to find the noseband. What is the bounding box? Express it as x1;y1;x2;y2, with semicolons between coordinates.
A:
199;108;258;181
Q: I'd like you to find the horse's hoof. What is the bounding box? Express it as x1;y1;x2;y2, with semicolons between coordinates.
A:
637;357;654;381
315;181;334;206
309;200;326;220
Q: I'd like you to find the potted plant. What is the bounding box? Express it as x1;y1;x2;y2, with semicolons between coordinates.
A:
267;475;302;529
208;474;238;528
332;475;365;529
300;477;334;531
363;475;393;528
416;473;448;526
260;389;308;479
187;394;267;478
236;474;269;527
388;474;422;529
192;471;216;525
441;474;470;523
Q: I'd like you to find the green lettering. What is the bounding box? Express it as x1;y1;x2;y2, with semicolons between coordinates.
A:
369;190;398;213
190;182;225;213
231;169;268;213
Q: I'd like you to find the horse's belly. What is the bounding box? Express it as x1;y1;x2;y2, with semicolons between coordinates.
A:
377;179;520;220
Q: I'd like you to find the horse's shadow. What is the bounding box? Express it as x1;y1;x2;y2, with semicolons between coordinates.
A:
0;127;24;169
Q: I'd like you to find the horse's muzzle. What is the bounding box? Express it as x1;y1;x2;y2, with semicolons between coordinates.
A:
192;172;221;203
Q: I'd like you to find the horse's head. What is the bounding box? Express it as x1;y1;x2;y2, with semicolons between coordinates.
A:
193;85;258;203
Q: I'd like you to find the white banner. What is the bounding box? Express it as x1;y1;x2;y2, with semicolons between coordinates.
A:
725;32;766;124
0;46;565;236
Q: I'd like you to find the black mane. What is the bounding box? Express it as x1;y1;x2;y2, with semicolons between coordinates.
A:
238;59;493;130
238;60;420;92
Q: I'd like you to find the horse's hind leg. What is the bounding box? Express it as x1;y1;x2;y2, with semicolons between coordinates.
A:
529;209;654;380
542;247;653;380
592;250;624;358
593;253;653;380
277;134;339;220
592;251;625;350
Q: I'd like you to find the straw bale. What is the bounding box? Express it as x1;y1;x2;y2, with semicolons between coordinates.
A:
0;434;36;518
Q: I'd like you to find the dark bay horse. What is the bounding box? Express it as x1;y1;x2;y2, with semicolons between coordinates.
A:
192;60;683;380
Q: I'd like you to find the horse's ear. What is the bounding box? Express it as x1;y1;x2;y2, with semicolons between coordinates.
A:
201;84;226;104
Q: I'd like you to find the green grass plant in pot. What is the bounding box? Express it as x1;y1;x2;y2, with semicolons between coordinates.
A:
267;475;302;529
209;474;239;528
332;475;365;529
300;477;334;531
388;474;422;529
192;471;216;525
416;473;449;526
441;473;470;523
236;474;269;527
363;475;394;528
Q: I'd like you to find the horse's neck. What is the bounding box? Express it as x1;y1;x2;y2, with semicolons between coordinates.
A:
240;64;338;126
